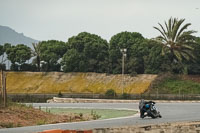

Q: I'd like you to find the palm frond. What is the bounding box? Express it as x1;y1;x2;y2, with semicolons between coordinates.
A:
154;27;168;42
171;18;177;33
172;18;185;41
168;17;173;39
158;23;168;38
173;50;182;62
181;50;196;62
165;21;170;37
180;52;190;61
176;23;191;39
161;47;165;56
156;36;168;43
178;32;196;43
181;44;194;50
182;49;195;57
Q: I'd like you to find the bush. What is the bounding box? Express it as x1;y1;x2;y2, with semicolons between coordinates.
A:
121;93;131;99
58;91;63;97
0;122;14;128
36;119;46;125
105;89;116;97
10;64;19;71
20;63;37;71
130;71;137;77
91;110;101;120
41;63;61;72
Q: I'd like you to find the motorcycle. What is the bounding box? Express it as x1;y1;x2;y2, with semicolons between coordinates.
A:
139;99;162;119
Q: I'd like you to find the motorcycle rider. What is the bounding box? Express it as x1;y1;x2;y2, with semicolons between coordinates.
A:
139;99;155;118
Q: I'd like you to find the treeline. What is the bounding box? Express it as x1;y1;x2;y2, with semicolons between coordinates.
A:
0;18;200;75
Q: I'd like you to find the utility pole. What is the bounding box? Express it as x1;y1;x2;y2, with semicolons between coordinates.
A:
0;70;2;103
1;69;3;104
120;48;127;94
3;71;7;107
1;70;7;107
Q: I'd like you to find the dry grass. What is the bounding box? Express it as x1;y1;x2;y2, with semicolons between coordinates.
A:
6;72;157;94
0;103;94;128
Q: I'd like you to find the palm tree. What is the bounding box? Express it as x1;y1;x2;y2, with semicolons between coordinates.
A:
32;42;41;71
154;17;196;64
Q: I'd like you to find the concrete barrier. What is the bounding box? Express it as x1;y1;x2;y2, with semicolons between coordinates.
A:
47;97;139;103
47;97;200;103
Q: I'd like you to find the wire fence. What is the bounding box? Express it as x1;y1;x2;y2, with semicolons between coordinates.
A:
7;93;200;103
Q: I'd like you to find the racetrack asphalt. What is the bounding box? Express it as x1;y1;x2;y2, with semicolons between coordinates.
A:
1;102;200;133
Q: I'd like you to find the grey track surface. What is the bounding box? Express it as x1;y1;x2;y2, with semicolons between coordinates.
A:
1;102;200;133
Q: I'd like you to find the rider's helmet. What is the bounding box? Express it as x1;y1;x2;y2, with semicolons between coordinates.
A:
145;104;150;109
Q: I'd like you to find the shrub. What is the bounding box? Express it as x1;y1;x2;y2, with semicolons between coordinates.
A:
0;122;14;128
105;89;116;97
10;64;19;71
91;110;101;120
58;91;63;97
36;119;46;125
20;63;37;71
121;93;131;99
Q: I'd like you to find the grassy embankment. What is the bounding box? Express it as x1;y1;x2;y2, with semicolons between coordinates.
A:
6;72;157;94
148;74;200;94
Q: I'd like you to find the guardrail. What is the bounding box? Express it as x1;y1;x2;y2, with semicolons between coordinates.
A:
7;93;200;103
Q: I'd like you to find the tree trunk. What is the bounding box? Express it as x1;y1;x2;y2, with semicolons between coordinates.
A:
1;70;3;101
0;69;2;104
37;56;40;71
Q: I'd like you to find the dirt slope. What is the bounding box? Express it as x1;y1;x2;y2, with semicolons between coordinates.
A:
6;72;157;94
0;104;93;128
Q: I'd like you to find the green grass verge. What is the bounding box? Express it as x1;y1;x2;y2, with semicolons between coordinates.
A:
152;78;200;94
42;108;137;120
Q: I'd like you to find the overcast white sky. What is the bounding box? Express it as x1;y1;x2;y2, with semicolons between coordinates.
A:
0;0;200;42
